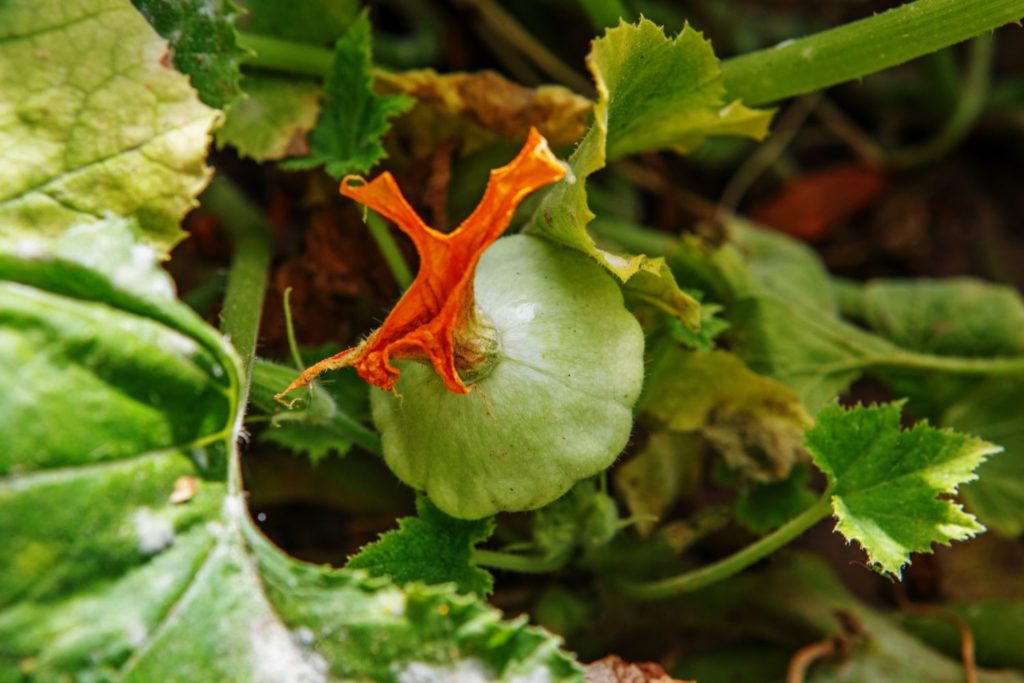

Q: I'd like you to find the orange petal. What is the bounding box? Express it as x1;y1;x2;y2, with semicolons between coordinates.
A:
276;128;565;403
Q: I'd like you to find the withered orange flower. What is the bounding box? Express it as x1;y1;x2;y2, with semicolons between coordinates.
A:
276;128;565;402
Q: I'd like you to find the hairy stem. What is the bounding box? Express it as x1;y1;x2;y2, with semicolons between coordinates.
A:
616;494;832;600
207;178;272;394
722;0;1024;106
365;210;414;290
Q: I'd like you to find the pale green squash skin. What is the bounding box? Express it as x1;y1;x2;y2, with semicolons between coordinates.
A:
371;234;645;519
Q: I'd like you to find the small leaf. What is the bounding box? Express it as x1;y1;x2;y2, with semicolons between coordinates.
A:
282;11;413;178
132;0;250;109
346;497;495;596
806;402;1000;576
0;0;219;254
528;19;771;327
734;464;817;535
216;75;322;161
641;349;812;482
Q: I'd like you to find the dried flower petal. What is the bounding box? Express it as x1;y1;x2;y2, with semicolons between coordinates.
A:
277;128;565;401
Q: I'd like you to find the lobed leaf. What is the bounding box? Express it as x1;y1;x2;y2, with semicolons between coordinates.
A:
216;75;323;162
346;497;495;596
0;0;219;255
529;18;773;328
281;11;412;179
806;402;1000;576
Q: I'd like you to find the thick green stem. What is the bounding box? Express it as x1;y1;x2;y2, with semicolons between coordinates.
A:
473;548;572;574
722;0;1024;106
237;32;333;77
874;351;1024;376
616;494;832;600
207;177;272;393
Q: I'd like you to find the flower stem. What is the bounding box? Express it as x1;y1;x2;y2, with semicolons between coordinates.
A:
473;547;572;574
615;494;833;600
365;210;414;290
205;177;272;393
722;0;1024;106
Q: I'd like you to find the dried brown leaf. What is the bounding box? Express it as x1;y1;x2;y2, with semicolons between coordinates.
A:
585;655;694;683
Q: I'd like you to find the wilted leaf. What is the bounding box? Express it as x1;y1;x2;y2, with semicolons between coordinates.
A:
346;497;495;596
530;18;772;327
0;220;582;682
585;655;693;682
641;349;812;481
614;432;702;536
132;0;250;109
282;11;412;178
807;402;999;576
216;75;322;161
377;68;592;158
0;0;219;255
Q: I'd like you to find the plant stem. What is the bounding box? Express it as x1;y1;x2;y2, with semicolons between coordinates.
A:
877;351;1024;376
365;211;414;290
282;287;305;371
722;0;1024;106
889;34;995;168
616;494;832;600
237;32;333;78
473;548;572;574
206;177;272;393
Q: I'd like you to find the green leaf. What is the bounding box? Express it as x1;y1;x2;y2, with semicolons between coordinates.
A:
216;75;322;161
132;0;250;109
806;402;1000;576
529;18;772;328
641;348;812;482
249;359;380;461
734;464;818;535
945;378;1024;537
0;220;582;682
845;277;1024;358
667;301;729;351
237;0;358;45
281;11;412;179
346;498;495;596
0;0;219;255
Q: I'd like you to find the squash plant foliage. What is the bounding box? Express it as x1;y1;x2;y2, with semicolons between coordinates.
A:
2;0;1024;681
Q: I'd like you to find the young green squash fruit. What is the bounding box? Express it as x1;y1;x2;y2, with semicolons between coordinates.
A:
372;234;644;519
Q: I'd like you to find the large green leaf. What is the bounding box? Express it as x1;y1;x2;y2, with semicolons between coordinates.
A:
0;0;219;255
806;402;999;576
0;221;581;682
132;0;250;109
528;18;772;328
281;11;412;179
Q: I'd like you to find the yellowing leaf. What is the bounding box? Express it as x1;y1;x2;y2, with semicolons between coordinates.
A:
0;0;219;255
641;349;812;482
376;68;592;158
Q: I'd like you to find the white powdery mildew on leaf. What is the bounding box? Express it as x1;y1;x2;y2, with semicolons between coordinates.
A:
248;614;329;683
133;507;175;555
